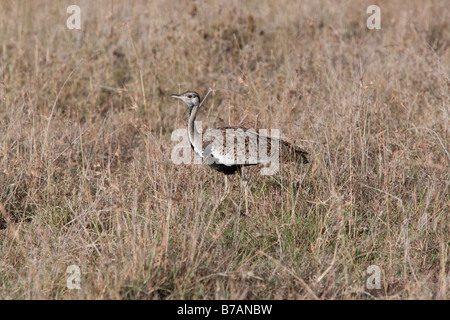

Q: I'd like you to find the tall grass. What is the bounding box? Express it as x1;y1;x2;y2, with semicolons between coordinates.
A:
0;0;448;299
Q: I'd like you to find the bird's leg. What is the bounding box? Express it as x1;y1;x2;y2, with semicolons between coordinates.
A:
212;175;230;214
240;166;250;216
224;175;230;200
243;180;249;216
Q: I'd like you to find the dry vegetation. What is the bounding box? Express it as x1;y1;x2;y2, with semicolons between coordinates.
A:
0;0;448;299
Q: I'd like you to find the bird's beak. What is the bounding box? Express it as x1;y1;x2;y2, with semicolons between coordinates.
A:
170;94;183;99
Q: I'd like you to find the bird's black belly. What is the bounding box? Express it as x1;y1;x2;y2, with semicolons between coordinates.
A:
207;162;239;175
203;151;239;175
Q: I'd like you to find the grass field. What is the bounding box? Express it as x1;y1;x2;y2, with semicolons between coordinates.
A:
0;0;448;299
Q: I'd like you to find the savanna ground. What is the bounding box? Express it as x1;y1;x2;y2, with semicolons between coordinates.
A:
0;0;448;299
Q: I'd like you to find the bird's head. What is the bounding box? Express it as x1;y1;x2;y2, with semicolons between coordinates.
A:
170;91;201;109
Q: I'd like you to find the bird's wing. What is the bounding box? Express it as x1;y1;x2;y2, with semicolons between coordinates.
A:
202;126;274;165
202;126;308;165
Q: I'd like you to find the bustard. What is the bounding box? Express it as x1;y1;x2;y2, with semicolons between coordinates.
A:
171;90;308;212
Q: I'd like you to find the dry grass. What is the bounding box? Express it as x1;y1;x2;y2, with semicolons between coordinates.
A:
0;0;448;299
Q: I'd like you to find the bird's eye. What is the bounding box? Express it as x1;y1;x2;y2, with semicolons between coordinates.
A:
187;95;192;98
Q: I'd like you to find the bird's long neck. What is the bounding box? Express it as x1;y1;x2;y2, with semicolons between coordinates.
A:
187;104;203;158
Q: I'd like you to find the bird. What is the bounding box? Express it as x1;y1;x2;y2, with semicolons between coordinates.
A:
171;90;308;212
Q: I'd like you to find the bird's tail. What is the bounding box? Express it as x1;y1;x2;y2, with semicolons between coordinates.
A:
281;140;309;164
